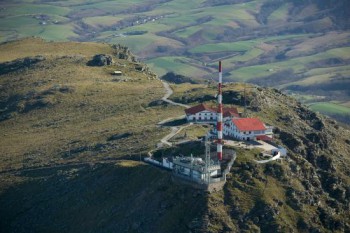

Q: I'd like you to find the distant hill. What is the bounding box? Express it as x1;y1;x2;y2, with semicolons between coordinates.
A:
0;39;350;233
1;0;349;123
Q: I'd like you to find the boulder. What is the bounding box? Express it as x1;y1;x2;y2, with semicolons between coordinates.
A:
88;54;113;66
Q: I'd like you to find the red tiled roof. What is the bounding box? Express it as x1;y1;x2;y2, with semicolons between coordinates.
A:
185;104;216;115
256;135;272;141
223;108;239;118
232;118;266;131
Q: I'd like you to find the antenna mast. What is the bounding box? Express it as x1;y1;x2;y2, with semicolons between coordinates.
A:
217;61;223;161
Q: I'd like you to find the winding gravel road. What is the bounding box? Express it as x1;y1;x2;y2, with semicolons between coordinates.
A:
161;81;190;108
0;81;191;174
157;81;193;147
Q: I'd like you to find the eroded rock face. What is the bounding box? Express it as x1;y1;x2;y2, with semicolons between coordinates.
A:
112;44;137;62
87;54;113;66
230;85;350;232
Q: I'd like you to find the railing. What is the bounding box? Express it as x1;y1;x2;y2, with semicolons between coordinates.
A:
147;151;237;186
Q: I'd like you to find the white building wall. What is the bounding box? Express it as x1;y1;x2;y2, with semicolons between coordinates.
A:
265;126;274;135
188;111;239;123
224;121;271;141
188;110;217;122
186;115;193;121
162;158;173;169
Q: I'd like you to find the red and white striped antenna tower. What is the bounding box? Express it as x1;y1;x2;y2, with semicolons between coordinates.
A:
217;61;223;161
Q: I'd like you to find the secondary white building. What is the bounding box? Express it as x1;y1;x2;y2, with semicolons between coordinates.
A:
185;103;239;123
224;117;272;141
185;104;216;122
172;156;221;182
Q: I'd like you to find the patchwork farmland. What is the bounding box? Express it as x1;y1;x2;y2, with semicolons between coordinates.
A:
0;0;350;122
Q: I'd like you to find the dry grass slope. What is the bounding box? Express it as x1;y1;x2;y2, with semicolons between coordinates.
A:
0;38;184;172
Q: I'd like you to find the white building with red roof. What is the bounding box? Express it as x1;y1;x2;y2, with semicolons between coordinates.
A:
185;104;216;122
223;109;240;122
224;117;273;141
185;103;239;123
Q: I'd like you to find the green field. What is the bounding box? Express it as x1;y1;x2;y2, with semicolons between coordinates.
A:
146;56;209;77
1;0;350;122
173;25;202;38
268;3;290;23
82;16;125;28
72;1;142;12
225;48;264;63
155;0;205;11
309;102;350;115
190;41;255;53
2;4;70;16
228;47;350;81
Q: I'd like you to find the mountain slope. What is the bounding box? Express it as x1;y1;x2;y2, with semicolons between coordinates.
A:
0;38;182;171
0;39;350;233
169;82;350;232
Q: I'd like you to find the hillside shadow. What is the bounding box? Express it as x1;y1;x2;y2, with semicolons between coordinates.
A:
161;118;187;127
0;161;209;233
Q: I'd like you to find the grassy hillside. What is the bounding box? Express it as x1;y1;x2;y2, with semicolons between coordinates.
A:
166;81;350;232
1;38;210;232
0;38;184;172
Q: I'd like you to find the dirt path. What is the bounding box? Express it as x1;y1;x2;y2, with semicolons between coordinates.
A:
0;81;189;174
255;152;281;164
159;123;193;146
161;81;190;108
157;81;193;147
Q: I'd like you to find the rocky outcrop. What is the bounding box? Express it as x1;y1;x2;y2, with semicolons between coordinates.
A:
247;85;350;232
87;54;114;66
112;44;137;62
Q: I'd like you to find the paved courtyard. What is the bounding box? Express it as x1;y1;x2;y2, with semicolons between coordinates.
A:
225;139;277;152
